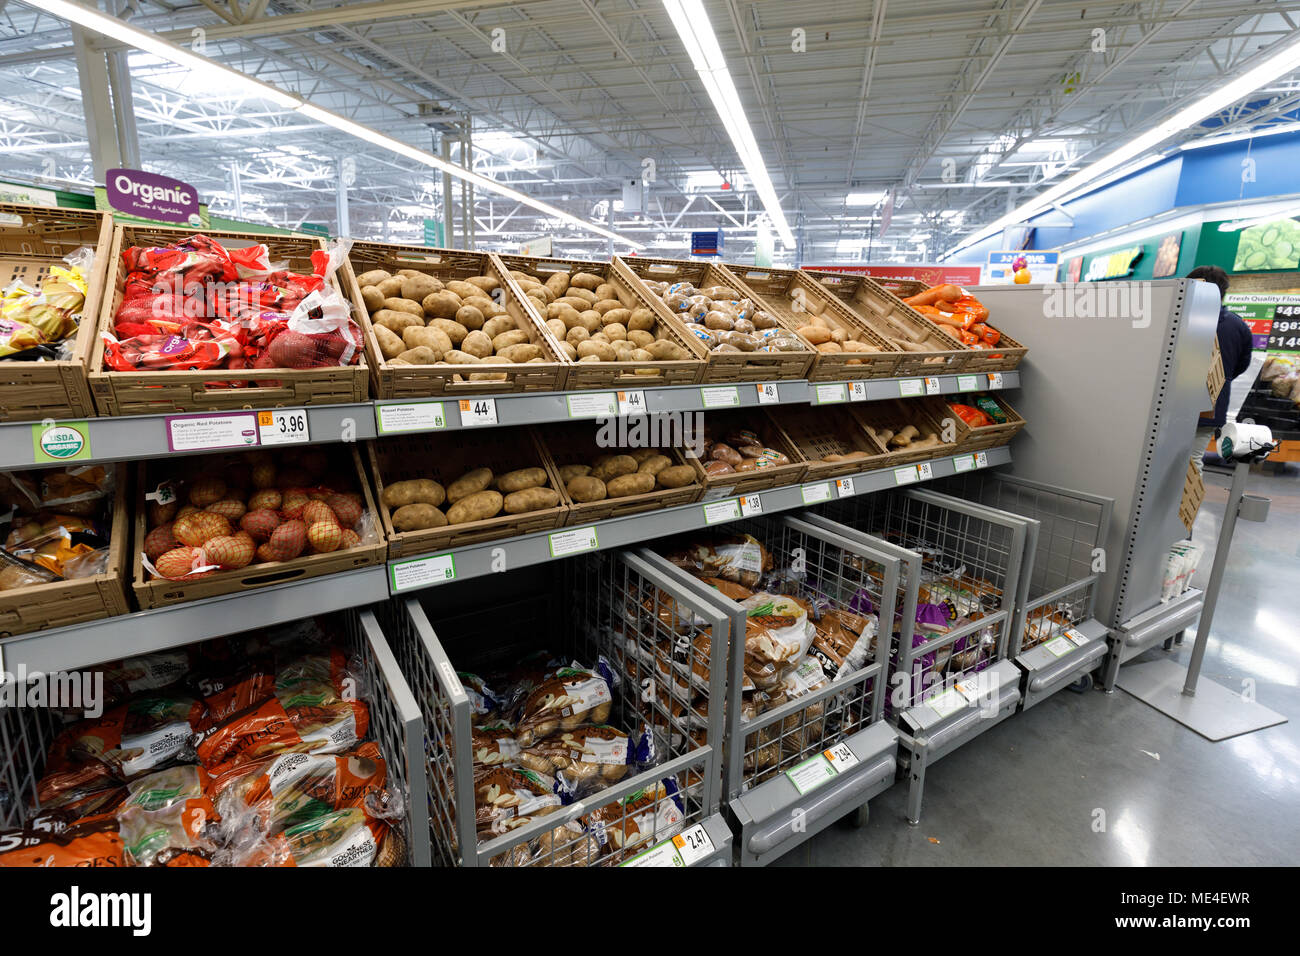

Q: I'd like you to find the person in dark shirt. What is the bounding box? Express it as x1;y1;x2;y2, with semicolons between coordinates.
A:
1186;266;1254;469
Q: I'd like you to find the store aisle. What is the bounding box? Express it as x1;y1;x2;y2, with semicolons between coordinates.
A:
778;467;1300;867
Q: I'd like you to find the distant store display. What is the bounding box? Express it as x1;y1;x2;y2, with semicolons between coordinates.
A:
1227;293;1300;352
802;263;982;286
986;250;1059;284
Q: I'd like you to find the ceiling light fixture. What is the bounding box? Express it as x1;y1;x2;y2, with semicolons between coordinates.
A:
20;0;643;248
661;0;795;248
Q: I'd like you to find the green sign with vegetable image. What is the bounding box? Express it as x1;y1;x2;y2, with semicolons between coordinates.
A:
1232;218;1300;272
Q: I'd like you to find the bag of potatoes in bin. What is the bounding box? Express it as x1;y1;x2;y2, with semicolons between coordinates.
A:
217;806;403;867
513;665;614;747
518;725;631;798
585;778;685;858
259;238;364;369
663;533;773;588
474;766;564;839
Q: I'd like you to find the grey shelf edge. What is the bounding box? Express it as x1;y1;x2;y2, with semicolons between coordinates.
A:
3;370;1020;469
388;445;1014;595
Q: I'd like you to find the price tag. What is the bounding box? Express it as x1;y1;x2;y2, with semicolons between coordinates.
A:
975;451;989;469
801;482;832;504
954;678;981;702
956;375;979;392
1043;636;1073;658
952;454;975;473
617;390;647;416
375;401;446;434
925;377;941;395
898;379;925;398
987;372;1004;389
739;494;763;516
1065;628;1089;646
813;383;847;405
459;398;498;427
620;840;685;867
916;461;933;481
671;824;716;866
835;477;856;497
390;553;456;592
166;413;259;452
549;526;599;557
566;392;617;418
756;383;780;405
927;687;965;718
700;386;740;408
257;408;309;446
703;499;741;525
848;382;868;402
894;466;918;485
785;753;837;795
823;741;859;772
145;482;176;505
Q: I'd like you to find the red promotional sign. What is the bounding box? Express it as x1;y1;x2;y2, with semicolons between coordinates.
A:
802;263;983;287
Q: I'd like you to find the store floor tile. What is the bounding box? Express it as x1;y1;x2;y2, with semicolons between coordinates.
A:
774;465;1300;867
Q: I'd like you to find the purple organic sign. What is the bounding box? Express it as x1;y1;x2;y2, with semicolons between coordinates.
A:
105;168;201;226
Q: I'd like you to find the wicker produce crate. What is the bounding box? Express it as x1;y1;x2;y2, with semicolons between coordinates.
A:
848;398;959;466
494;252;707;390
945;393;1026;452
767;404;890;480
132;445;384;609
344;242;567;399
90;225;370;416
369;427;567;558
718;263;903;381
875;277;927;299
0;203;113;421
536;421;704;525
687;408;807;497
614;256;814;382
0;464;130;636
801;269;972;376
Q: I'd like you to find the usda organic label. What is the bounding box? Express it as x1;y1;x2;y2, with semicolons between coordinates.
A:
32;420;91;463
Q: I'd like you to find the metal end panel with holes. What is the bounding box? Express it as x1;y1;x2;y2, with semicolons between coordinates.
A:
383;552;732;868
638;514;898;866
937;473;1115;708
0;608;428;867
808;487;1026;825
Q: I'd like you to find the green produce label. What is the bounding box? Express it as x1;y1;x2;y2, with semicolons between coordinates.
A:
1232;217;1300;272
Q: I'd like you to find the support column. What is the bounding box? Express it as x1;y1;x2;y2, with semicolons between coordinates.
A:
72;27;121;184
106;1;139;170
441;134;455;249
335;158;350;238
231;164;244;219
463;119;475;249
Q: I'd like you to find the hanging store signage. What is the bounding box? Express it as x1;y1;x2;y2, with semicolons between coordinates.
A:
103;169;202;227
985;250;1060;284
0;182;58;207
1083;244;1143;281
803;264;982;287
1151;231;1183;277
423;219;445;248
520;236;553;256
1226;294;1300;352
691;230;723;256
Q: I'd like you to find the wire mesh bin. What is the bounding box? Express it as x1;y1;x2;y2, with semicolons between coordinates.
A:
383;551;733;867
639;514;899;865
807;488;1028;824
938;473;1114;707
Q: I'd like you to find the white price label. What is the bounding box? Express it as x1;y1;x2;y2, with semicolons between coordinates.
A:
257;408;309;446
954;679;981;702
1065;628;1089;646
756;383;780;404
671;824;716;866
1043;636;1073;658
703;499;741;525
835;477;856;497
567;392;617;418
987;372;1004;389
898;379;924;398
166;413;259;452
925;377;941;395
848;382;868;402
549;526;599;557
927;687;965;718
739;494;763;516
916;461;933;481
458;398;498;427
620;840;685;867
801;482;833;504
617;390;647;416
952;455;976;473
894;466;918;485
956;375;979;392
375;401;446;434
785;754;837;795
823;741;859;772
390;553;455;592
975;451;989;469
700;386;740;408
814;383;847;405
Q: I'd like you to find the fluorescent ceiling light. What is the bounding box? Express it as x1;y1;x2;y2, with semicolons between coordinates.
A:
944;32;1300;259
20;0;643;249
918;181;1018;188
662;0;794;249
846;191;884;206
1181;123;1300;150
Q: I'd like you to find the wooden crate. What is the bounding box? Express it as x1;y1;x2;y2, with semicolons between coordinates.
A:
494;252;707;390
875;278;928;299
614;256;814;382
945;394;1026;452
536;421;704;525
848;398;959;466
132;445;384;609
0;203;113;421
718;263;903;381
370;427;567;558
344;241;567;398
801;269;973;377
767;405;890;480
90;225;369;416
686;408;808;497
0;464;130;636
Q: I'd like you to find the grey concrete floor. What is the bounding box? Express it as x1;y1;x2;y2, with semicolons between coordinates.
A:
775;464;1300;866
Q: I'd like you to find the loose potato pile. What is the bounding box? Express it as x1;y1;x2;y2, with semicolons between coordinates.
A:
381;465;560;532
509;268;692;365
640;279;804;355
356;268;547;381
859;414;946;453
555;448;696;503
783;291;883;364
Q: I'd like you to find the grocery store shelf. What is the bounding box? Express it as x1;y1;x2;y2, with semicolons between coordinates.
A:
386;445;1013;595
2;370;1019;469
